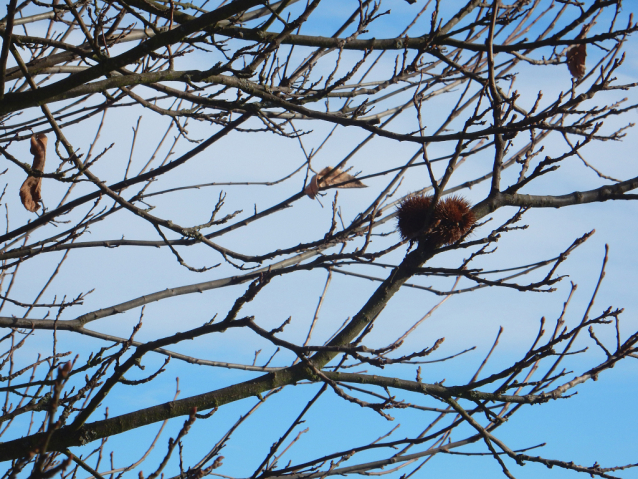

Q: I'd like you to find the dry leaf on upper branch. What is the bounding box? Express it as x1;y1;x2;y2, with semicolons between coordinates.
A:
304;167;367;199
19;133;48;212
566;43;586;79
566;25;589;79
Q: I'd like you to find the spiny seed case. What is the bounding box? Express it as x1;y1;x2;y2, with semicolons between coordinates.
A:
397;195;475;246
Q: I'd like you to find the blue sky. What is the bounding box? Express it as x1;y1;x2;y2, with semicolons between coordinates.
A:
2;0;638;478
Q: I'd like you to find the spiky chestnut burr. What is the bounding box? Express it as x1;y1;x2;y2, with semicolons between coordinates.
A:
396;195;475;246
396;195;433;241
435;195;476;244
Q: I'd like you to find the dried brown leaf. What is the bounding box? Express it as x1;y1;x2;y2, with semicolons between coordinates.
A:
317;167;366;188
304;175;320;199
304;166;367;199
566;43;586;79
19;133;48;212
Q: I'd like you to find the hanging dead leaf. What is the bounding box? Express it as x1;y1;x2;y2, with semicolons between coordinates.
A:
304;166;367;199
565;25;589;80
566;42;586;79
305;175;320;199
19;133;48;212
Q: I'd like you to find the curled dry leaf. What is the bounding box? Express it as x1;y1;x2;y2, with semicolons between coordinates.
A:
19;133;48;212
566;43;586;79
566;25;588;80
304;166;366;199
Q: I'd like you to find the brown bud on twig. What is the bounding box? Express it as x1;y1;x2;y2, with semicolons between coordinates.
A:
57;361;72;379
19;133;48;212
210;456;224;469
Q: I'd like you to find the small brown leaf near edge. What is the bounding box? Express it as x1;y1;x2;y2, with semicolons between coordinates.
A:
19;133;48;212
566;43;586;79
304;166;366;199
566;25;588;80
